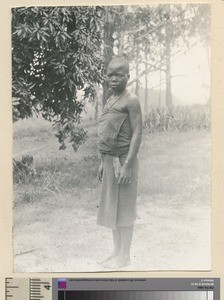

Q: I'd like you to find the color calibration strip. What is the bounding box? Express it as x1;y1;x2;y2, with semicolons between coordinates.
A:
58;291;213;300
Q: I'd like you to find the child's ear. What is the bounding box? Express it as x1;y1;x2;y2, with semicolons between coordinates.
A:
127;74;130;80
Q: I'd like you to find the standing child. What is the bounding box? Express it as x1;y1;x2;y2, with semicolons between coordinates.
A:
97;56;142;269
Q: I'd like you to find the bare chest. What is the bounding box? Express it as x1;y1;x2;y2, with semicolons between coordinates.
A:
105;95;128;113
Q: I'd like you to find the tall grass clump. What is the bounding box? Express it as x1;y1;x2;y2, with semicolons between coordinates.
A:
13;117;53;140
13;122;101;206
144;104;210;133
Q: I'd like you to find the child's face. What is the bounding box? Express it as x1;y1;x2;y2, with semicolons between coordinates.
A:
106;62;130;92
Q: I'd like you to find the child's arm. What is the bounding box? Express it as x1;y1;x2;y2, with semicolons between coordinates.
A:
97;153;104;181
118;95;142;185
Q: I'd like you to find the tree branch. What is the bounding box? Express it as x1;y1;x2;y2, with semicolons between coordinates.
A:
136;9;185;41
127;63;164;87
128;40;198;87
139;60;166;72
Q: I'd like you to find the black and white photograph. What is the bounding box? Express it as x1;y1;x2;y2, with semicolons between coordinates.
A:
12;4;211;272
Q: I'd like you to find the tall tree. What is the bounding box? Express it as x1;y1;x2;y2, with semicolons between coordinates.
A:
117;4;210;110
101;6;129;105
12;6;104;150
144;54;149;119
102;6;116;105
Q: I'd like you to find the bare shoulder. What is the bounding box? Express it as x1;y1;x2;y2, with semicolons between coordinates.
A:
125;91;141;111
127;91;139;102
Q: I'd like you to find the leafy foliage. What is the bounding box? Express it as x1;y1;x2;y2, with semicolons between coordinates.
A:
12;6;104;124
55;122;87;152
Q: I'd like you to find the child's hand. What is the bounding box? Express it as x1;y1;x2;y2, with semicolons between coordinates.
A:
113;157;121;180
97;163;103;181
117;165;132;185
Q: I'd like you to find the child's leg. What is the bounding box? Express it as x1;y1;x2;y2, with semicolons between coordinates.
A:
112;227;121;255
119;225;134;259
103;225;133;269
99;227;121;264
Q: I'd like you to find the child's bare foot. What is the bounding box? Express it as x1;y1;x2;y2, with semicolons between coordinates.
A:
102;254;130;269
97;250;119;265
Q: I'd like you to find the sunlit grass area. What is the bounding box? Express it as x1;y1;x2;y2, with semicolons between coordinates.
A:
13;117;211;272
13;117;210;209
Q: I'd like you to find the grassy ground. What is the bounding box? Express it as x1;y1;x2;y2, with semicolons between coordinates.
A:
13;118;211;272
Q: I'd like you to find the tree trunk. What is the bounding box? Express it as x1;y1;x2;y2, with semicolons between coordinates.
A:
205;45;211;76
103;7;115;106
158;70;162;106
165;4;173;108
158;44;162;106
135;42;140;97
118;7;127;56
94;97;98;121
144;53;148;120
94;85;99;120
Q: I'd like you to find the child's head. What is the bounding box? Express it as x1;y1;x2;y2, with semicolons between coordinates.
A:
106;56;130;92
107;56;129;75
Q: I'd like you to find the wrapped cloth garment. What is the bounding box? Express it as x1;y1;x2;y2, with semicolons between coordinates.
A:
97;154;139;229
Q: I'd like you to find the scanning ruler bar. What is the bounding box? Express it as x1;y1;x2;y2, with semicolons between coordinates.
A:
5;278;52;300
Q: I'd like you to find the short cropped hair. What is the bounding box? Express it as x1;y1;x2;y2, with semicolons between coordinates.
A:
108;56;130;74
